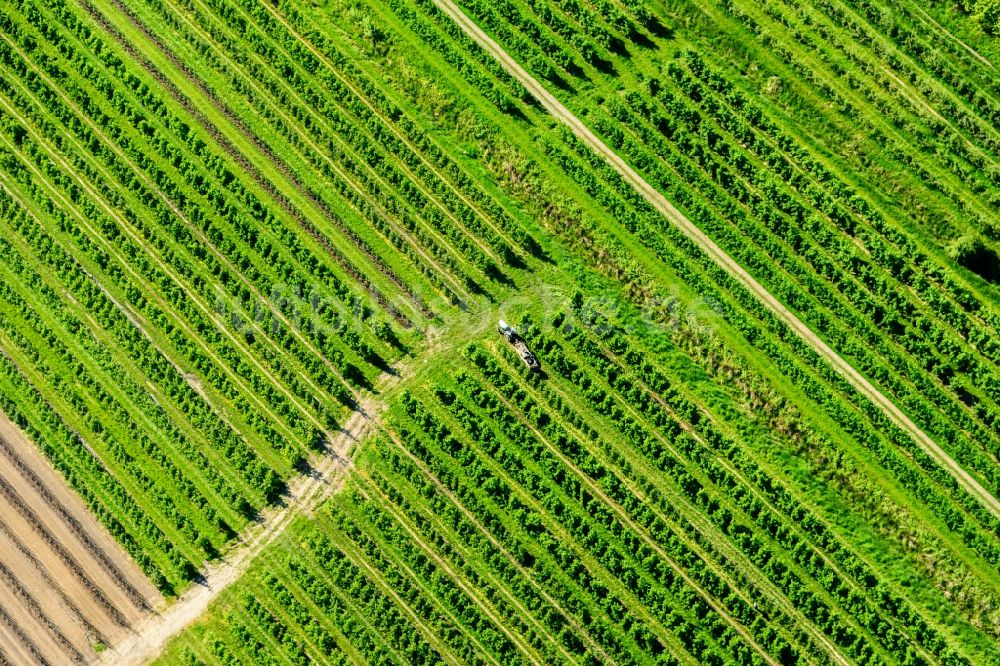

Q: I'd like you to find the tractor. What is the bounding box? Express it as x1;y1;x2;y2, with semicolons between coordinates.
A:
498;320;541;371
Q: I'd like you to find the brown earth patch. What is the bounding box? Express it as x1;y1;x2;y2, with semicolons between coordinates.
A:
0;412;159;664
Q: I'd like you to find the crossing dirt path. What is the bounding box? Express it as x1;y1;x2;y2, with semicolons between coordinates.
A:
429;0;1000;522
97;398;381;666
5;3;995;663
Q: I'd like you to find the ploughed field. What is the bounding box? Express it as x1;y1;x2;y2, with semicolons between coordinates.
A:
0;413;159;664
0;0;997;664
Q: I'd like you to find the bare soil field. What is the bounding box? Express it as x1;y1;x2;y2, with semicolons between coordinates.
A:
0;412;160;665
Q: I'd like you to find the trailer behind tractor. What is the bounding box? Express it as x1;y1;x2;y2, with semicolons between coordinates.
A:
498;320;541;371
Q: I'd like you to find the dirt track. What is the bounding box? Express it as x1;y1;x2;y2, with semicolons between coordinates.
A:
3;4;993;663
0;413;160;665
429;0;1000;521
100;397;382;666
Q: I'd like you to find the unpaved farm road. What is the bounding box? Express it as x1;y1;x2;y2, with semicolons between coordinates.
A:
429;0;1000;522
100;401;381;666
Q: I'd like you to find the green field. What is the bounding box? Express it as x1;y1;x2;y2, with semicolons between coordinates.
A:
0;0;997;663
